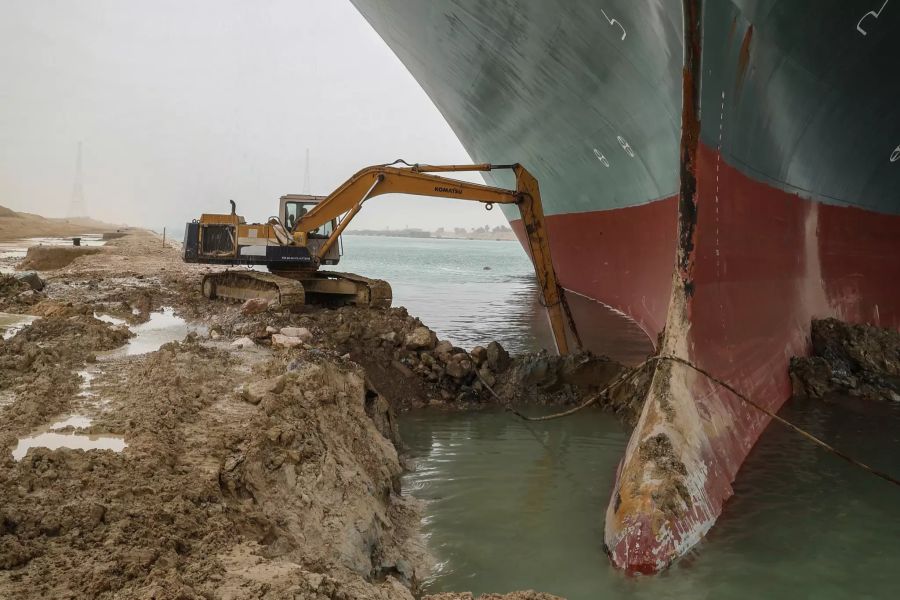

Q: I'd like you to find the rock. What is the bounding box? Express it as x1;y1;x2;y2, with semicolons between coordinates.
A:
240;297;270;315
333;325;352;344
209;330;221;340
250;324;270;340
445;354;474;380
17;290;35;300
486;341;510;372
232;322;253;335
15;271;44;291
280;326;312;342
477;366;496;387
391;360;415;378
231;336;256;349
242;376;285;405
271;334;305;349
87;503;106;529
434;340;453;360
405;326;436;351
265;326;278;334
470;345;487;367
380;331;398;344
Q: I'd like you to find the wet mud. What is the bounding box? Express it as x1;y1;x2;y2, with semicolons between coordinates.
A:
790;318;900;403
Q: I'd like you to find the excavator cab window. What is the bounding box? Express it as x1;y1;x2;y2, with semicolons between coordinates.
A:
284;202;308;230
285;201;334;238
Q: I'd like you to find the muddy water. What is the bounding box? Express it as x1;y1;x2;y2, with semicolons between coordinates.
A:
98;307;205;358
339;236;652;363
12;432;126;461
401;397;900;598
0;312;38;339
0;234;106;273
11;411;125;461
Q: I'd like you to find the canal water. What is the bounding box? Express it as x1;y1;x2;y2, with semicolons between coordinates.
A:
400;397;900;598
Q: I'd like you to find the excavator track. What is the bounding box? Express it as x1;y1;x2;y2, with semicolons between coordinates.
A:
201;269;391;309
317;271;392;309
201;270;305;309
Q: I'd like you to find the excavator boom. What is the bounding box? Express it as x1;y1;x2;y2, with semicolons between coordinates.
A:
292;162;578;354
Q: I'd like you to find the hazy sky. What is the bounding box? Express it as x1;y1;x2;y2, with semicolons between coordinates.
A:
0;0;508;231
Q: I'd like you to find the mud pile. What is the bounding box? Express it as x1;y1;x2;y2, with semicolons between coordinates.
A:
0;305;131;443
790;318;900;402
1;333;422;598
203;302;632;418
0;273;44;312
17;246;101;271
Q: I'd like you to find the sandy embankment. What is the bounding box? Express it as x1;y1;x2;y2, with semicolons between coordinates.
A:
0;229;626;598
0;205;119;240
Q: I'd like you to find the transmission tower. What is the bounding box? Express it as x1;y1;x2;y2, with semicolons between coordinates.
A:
67;142;87;218
302;148;311;194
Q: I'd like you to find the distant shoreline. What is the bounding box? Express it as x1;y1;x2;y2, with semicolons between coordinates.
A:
345;229;517;242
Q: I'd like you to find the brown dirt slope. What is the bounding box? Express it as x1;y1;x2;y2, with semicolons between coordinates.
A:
0;204;119;240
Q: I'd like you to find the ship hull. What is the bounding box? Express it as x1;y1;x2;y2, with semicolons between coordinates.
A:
352;0;900;572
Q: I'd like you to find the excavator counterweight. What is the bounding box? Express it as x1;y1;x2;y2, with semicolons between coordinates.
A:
183;162;579;354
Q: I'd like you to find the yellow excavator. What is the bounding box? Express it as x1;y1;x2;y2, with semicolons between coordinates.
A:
182;161;579;353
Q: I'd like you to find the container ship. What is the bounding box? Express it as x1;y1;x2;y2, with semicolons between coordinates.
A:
351;0;900;572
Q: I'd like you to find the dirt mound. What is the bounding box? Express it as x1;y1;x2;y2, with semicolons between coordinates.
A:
0;274;37;312
0;333;422;598
0;307;132;450
199;304;631;417
790;318;900;402
17;246;101;271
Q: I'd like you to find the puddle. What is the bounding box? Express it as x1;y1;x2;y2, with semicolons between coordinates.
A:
94;313;127;326
0;312;39;340
76;369;97;397
0;235;106;273
77;369;96;385
98;307;205;358
49;415;93;429
11;431;126;461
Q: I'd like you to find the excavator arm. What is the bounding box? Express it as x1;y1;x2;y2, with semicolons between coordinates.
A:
292;162;580;355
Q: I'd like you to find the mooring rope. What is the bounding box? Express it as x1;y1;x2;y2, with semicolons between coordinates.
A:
477;355;900;488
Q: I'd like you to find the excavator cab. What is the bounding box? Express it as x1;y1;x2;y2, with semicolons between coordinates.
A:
279;194;340;265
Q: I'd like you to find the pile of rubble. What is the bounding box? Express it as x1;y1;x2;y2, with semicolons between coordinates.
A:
202;299;631;417
0;272;44;311
790;318;900;403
